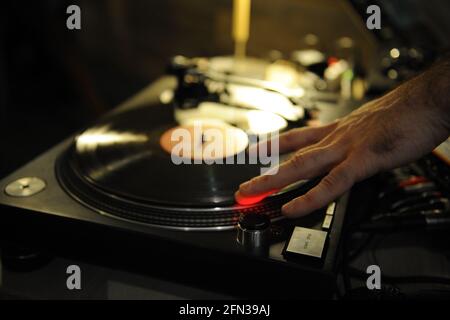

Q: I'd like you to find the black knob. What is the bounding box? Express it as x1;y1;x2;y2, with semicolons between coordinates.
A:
239;213;270;230
237;213;270;247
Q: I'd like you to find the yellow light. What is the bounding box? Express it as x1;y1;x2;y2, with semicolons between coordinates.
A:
388;69;398;80
390;48;400;59
232;0;251;57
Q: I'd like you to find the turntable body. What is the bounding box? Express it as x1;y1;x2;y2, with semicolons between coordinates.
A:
0;73;349;299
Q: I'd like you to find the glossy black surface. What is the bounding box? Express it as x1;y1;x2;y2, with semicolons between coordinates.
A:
239;212;270;230
67;103;263;207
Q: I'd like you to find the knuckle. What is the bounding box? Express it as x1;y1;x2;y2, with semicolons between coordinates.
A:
321;175;337;193
322;167;353;192
301;192;318;208
290;152;305;171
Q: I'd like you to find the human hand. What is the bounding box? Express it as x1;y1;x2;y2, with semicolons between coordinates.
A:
236;71;450;217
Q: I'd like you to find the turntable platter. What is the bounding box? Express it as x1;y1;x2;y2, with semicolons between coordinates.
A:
68;104;267;207
56;103;317;230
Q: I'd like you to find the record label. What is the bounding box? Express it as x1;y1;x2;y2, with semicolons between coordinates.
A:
159;122;249;162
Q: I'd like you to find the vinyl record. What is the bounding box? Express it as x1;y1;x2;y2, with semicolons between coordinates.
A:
57;102;317;229
65;103;270;207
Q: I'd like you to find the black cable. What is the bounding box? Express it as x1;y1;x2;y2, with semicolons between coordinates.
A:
340;166;450;299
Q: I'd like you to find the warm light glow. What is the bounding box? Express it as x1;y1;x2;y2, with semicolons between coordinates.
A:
160;122;249;162
227;84;304;121
387;69;398;80
324;60;349;81
390;48;400;59
232;0;251;57
246;110;287;135
160;89;174;104
265;62;299;87
175;102;287;135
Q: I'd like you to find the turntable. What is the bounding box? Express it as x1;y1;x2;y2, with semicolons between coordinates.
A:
0;56;349;299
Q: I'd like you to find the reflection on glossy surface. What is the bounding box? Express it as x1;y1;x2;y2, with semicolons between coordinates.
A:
226;84;304;121
68;105;266;206
90;150;153;180
174;102;287;136
76;125;148;152
246;110;287;135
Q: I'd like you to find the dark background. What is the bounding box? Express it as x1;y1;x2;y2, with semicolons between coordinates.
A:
1;0;449;179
